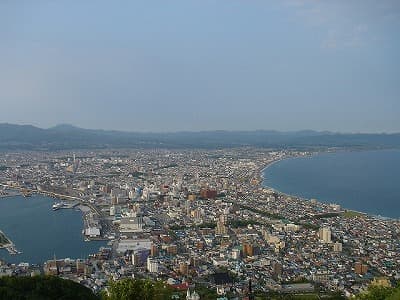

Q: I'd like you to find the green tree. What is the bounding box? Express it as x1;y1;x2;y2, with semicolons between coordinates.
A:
103;278;173;300
355;285;398;300
0;275;98;300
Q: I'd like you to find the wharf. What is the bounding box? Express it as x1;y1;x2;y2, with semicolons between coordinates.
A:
52;201;80;211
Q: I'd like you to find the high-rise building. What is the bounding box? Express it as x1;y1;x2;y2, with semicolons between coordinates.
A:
333;242;342;252
243;242;254;257
319;227;332;243
216;214;228;235
147;257;159;273
354;262;368;275
150;244;158;257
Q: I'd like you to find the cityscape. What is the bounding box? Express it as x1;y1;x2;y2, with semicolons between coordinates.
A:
1;1;400;299
0;148;399;299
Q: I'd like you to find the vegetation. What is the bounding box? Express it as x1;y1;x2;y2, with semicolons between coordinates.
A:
168;224;187;231
299;222;320;230
103;278;173;300
2;275;398;300
197;222;217;229
343;210;365;218
299;212;341;220
354;283;400;300
254;291;345;300
229;219;261;228
0;275;99;300
239;204;285;220
0;232;10;246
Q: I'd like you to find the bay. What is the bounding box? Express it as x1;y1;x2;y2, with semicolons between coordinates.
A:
0;195;105;264
263;149;400;219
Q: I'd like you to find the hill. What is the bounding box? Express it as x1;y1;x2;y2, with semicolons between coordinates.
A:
1;123;400;150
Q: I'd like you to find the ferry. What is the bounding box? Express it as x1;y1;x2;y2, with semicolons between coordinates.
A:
52;202;66;211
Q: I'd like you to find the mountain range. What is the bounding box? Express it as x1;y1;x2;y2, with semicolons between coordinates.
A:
0;123;399;150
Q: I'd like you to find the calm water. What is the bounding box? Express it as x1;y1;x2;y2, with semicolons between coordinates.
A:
0;195;105;264
263;149;400;219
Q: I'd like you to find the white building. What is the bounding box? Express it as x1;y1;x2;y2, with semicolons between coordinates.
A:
147;257;158;273
85;227;100;237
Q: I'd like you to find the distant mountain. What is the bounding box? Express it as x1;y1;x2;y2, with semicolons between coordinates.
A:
0;123;399;150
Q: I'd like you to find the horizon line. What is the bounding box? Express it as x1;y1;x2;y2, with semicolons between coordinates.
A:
1;122;399;135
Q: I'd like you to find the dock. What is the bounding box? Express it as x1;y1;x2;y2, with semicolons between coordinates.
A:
52;201;80;211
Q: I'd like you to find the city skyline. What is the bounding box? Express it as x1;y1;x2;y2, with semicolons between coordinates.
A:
1;1;399;133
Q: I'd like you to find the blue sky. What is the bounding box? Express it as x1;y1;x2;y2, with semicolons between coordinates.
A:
0;0;399;132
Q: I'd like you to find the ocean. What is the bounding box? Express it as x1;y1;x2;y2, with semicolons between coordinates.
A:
0;195;105;264
262;149;400;219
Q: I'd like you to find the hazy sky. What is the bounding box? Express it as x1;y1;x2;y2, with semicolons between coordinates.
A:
1;1;399;133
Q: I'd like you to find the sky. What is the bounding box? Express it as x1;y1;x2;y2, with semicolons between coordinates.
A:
0;0;399;133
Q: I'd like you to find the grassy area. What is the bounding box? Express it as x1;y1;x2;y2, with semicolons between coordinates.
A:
343;210;364;218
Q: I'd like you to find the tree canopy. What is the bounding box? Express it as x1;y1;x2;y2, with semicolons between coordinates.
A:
0;275;98;300
103;278;173;300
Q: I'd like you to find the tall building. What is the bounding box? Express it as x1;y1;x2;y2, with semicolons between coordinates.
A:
242;242;254;257
319;226;332;243
333;242;342;252
354;262;368;275
150;244;159;257
147;257;159;273
216;214;228;235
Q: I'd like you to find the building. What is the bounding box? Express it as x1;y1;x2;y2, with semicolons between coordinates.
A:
150;244;159;257
186;289;200;300
200;189;217;199
179;261;189;275
116;239;152;254
333;242;342;252
147;257;158;273
242;242;254;257
216;214;228;235
231;248;241;260
272;261;283;278
319;227;332;243
119;215;144;232
355;262;368;275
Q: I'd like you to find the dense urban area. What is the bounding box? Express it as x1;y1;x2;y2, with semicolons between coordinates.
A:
0;148;399;299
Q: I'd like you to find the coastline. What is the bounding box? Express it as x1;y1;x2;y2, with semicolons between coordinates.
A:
259;152;398;221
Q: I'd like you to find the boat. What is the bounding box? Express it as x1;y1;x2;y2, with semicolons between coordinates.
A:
52;202;66;211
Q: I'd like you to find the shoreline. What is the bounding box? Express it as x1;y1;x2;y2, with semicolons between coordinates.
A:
259;152;398;221
0;230;22;255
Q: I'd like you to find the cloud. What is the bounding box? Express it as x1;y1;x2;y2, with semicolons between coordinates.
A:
322;24;369;49
284;0;400;49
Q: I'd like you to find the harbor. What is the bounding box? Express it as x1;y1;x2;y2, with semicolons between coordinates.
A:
0;195;106;264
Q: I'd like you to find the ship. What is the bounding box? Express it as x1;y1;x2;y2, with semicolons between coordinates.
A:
52;202;66;211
